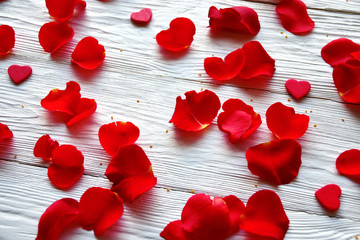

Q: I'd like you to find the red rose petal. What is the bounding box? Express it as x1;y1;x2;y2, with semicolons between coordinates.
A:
315;184;341;211
36;198;79;240
160;220;190;240
71;37;105;70
238;41;275;79
66;98;97;126
170;90;221;131
218;99;261;143
352;51;360;62
321;38;360;67
0;122;13;142
48;145;84;189
156;18;196;51
41;81;81;115
105;144;157;202
276;0;315;34
8;65;32;85
208;6;260;35
79;187;124;236
336;149;360;182
0;25;15;55
38;22;74;53
98;121;140;156
266;102;309;139
204;48;245;81
333;63;360;103
285;79;311;100
223;195;246;234
246;139;302;185
33;135;59;161
45;0;86;22
131;8;152;24
241;190;289;240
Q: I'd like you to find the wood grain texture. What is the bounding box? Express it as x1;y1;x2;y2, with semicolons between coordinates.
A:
0;0;360;239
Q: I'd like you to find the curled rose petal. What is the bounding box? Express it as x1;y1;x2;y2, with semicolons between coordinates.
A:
0;123;13;142
45;0;86;22
204;48;245;81
0;25;15;55
156;18;196;51
223;195;246;234
315;184;341;211
33;135;59;161
36;198;79;240
266;102;309;139
48;145;84;189
105;144;157;202
336;149;360;182
131;8;152;24
208;6;260;35
217;99;261;143
66;98;97;126
98;121;140;156
321;38;360;67
160;220;190;240
79;187;124;236
276;0;315;34
170;90;221;131
238;41;275;79
246;139;302;184
241;190;289;240
71;37;105;70
38;22;74;53
332;63;360;103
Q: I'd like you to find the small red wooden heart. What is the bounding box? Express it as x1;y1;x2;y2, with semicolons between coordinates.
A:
285;79;311;100
315;184;341;211
8;65;32;85
131;8;152;24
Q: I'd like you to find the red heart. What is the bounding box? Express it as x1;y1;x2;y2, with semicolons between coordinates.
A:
131;8;152;24
315;184;341;211
8;65;32;85
285;79;311;100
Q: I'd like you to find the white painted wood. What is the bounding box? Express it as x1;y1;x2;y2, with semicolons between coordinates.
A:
0;0;360;239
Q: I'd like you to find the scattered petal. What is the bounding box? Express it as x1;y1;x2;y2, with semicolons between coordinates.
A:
315;184;341;211
71;37;105;70
0;25;15;55
33;135;59;161
285;79;311;100
0;122;13;142
321;38;360;67
223;195;246;234
131;8;152;24
66;98;97;126
160;220;190;240
45;0;86;22
332;63;360;103
336;149;360;182
8;65;32;85
38;22;74;53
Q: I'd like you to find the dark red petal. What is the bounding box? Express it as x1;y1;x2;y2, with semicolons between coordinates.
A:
131;8;152;24
98;121;140;156
336;149;360;182
241;190;289;240
0;25;15;55
321;38;360;67
285;79;311;100
38;22;74;53
41;81;81;115
45;0;86;22
79;187;124;236
36;198;79;240
276;0;314;34
156;18;196;51
208;6;260;35
223;195;245;234
48;145;84;189
0;123;13;142
160;220;190;240
71;37;105;70
333;63;360;103
246;139;302;185
238;41;275;79
33;135;59;161
352;51;360;62
204;48;245;81
315;184;341;211
169;90;221;131
66;98;97;126
266;102;309;139
105;144;157;202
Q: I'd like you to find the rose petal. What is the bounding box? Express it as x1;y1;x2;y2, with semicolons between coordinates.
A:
336;149;360;182
156;18;196;51
0;25;15;55
105;144;157;202
315;184;341;211
266;102;309;139
0;123;13;142
351;51;360;62
33;135;59;161
333;63;360;103
170;90;221;131
276;0;315;34
208;6;260;35
48;145;84;189
223;195;246;234
36;198;79;240
98;121;140;156
246;139;302;184
321;38;360;67
79;187;124;236
8;65;32;85
71;37;105;69
285;79;311;100
238;41;275;79
241;190;289;240
204;48;245;81
131;8;152;24
38;22;74;53
66;98;97;126
160;220;190;240
45;0;86;22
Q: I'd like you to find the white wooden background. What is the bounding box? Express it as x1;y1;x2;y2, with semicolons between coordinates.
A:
0;0;360;239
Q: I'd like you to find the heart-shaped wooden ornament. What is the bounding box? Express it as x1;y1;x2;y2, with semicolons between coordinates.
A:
8;65;32;85
285;79;311;100
315;184;341;211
